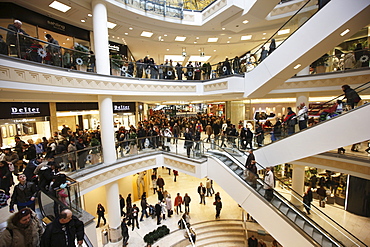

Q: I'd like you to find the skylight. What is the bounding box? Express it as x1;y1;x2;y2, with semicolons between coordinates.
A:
141;31;153;37
207;38;218;43
107;22;117;29
49;1;71;13
175;36;186;41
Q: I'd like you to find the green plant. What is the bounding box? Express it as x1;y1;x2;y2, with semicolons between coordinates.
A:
143;225;170;245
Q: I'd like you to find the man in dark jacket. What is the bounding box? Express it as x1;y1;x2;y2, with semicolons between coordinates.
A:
121;217;129;246
41;209;84;247
6;20;29;57
9;173;37;212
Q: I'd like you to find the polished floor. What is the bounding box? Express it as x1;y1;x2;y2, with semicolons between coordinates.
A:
94;166;370;247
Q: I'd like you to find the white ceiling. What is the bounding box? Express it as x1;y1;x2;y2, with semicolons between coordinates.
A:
3;0;317;65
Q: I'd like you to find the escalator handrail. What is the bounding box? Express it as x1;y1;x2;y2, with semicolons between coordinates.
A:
208;144;344;247
252;0;315;60
213;145;367;247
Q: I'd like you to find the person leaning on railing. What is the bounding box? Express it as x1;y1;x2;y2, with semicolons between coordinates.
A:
6;20;30;57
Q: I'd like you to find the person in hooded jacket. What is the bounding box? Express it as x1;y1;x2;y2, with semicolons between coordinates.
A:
0;208;43;247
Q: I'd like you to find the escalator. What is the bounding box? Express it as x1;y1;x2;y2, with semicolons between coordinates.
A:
37;185;95;247
206;148;367;247
254;102;370;167
244;0;370;98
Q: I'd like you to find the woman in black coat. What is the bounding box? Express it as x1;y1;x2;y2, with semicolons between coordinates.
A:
96;203;106;227
0;161;12;195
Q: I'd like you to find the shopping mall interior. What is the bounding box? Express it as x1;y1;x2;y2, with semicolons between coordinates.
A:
0;0;370;246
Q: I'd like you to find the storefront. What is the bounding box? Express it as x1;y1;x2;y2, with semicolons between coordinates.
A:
0;102;51;147
113;102;138;130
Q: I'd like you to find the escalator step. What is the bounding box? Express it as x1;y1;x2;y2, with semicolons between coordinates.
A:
294;216;305;229
303;224;314;237
236;169;244;176
287;210;297;222
312;230;323;245
271;198;282;209
279;205;289;215
321;237;335;247
230;164;238;170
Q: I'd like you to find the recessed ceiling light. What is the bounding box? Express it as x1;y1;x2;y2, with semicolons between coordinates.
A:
49;1;71;13
88;13;92;17
164;34;168;37
166;49;169;51
125;33;128;35
194;41;197;44
80;19;86;23
175;36;186;41
214;50;216;52
294;64;301;69
222;27;225;30
241;35;252;40
161;39;164;41
242;20;249;24
262;37;266;39
117;37;120;39
220;34;225;36
228;37;232;39
66;38;69;40
196;37;199;39
227;41;230;43
63;42;66;44
107;21;117;29
263;33;266;35
278;29;290;35
340;29;350;36
112;36;115;38
129;27;133;30
141;31;153;37
208;38;218;42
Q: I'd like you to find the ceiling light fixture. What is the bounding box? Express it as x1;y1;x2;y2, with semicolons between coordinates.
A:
164;34;168;36
294;64;301;69
49;1;71;13
88;13;92;17
227;41;230;43
208;38;218;42
194;41;197;44
263;33;266;35
175;36;186;41
242;20;249;24
80;19;86;23
125;33;128;35
241;35;252;40
196;37;199;39
107;21;117;29
340;29;350;36
141;31;153;37
222;27;225;30
129;27;133;30
277;29;290;35
228;37;232;39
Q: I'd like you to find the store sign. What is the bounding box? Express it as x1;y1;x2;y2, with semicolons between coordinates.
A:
113;102;136;113
0;103;50;119
47;20;66;32
13;118;36;123
109;44;120;52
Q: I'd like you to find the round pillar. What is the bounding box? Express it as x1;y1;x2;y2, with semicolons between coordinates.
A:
291;164;305;206
98;95;116;164
92;0;110;75
105;181;122;242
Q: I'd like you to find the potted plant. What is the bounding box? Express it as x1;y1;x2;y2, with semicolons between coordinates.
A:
312;54;329;74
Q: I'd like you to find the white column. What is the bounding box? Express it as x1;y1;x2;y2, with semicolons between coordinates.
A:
105;181;122;242
92;0;110;75
98;95;116;164
296;92;309;108
291;164;305;206
296;66;310;76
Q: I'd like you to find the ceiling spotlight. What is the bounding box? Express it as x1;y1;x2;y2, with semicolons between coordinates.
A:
166;49;169;51
125;33;128;35
214;50;216;52
340;29;350;36
196;37;199;39
227;41;230;43
294;64;302;69
164;34;168;36
222;27;225;30
129;27;133;30
242;20;249;24
228;37;232;39
80;19;86;23
263;33;266;35
88;13;92;17
194;41;197;44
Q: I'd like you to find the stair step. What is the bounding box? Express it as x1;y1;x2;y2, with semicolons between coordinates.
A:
294;215;306;229
279;204;289;215
187;233;246;247
303;224;314;237
312;230;323;245
287;210;297;222
271;198;282;209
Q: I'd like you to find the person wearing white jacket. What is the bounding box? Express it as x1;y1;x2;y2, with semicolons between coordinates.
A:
263;167;275;201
